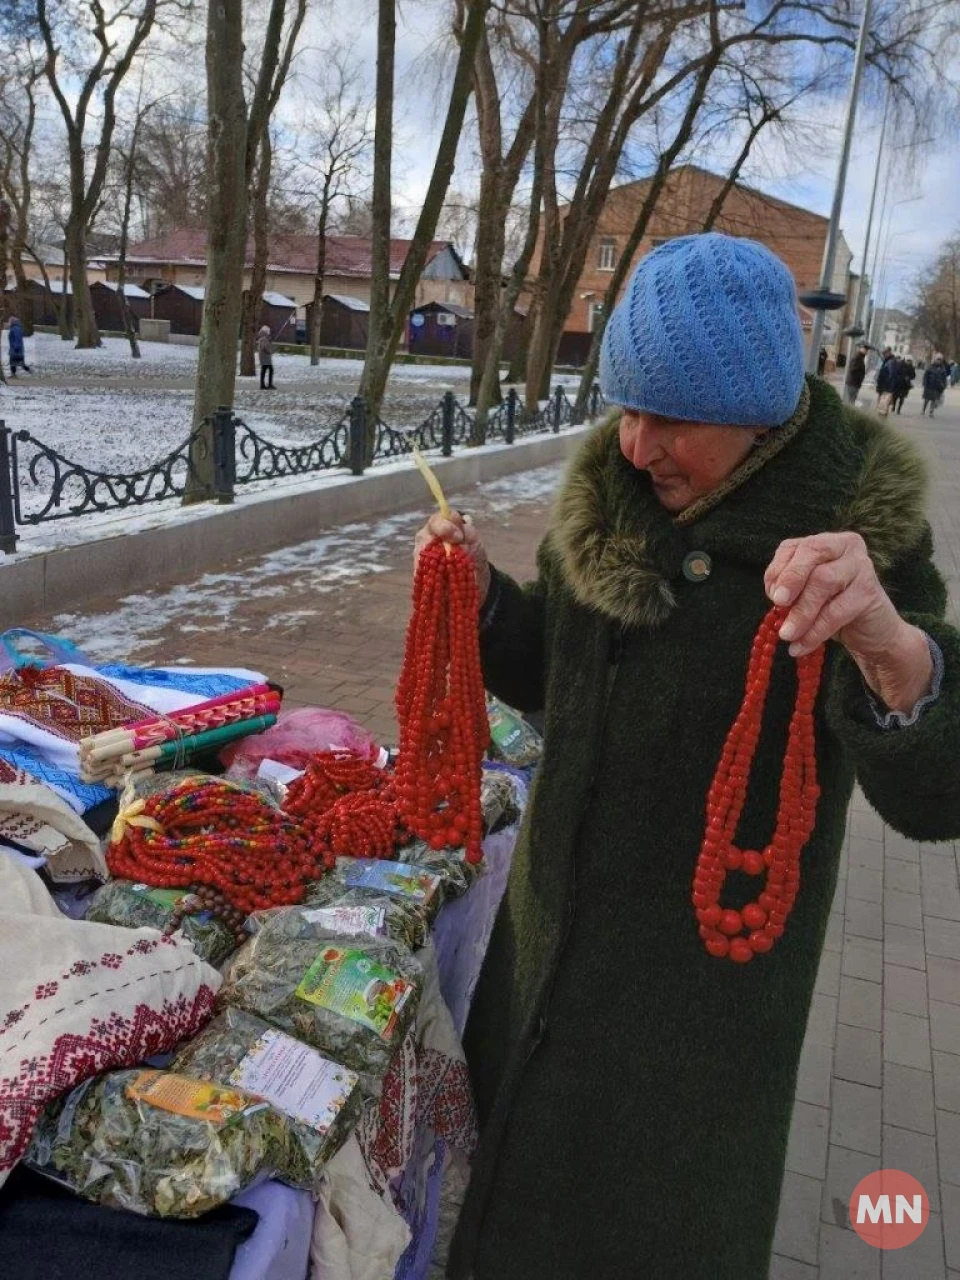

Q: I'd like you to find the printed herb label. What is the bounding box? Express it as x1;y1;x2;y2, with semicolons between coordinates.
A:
296;946;414;1041
338;859;441;904
229;1027;358;1135
125;1071;266;1126
301;904;388;937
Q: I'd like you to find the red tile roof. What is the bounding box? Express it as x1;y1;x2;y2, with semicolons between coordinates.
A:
115;229;458;278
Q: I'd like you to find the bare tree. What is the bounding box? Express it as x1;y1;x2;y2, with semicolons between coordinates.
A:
33;0;169;348
113;88;168;358
187;0;307;502
0;54;43;333
359;0;492;442
911;234;960;358
132;94;208;238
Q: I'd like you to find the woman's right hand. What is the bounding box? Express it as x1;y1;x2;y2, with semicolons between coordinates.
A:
414;511;492;603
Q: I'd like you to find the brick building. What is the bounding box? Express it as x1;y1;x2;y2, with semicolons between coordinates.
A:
551;164;854;365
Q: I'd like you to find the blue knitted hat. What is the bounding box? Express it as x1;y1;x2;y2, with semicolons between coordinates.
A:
599;233;805;427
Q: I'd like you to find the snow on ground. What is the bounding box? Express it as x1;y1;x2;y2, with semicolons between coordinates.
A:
49;463;565;661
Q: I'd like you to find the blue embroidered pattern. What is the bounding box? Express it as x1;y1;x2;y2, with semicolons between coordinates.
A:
97;666;255;700
0;742;112;811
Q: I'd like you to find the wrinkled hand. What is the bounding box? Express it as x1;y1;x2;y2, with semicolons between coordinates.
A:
765;532;932;714
414;511;492;603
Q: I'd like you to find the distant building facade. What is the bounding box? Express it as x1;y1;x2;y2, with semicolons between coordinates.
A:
545;164;855;367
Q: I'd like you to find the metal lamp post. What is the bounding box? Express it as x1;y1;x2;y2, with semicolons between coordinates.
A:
806;0;875;374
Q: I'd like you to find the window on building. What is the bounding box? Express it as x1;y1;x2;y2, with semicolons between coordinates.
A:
588;302;605;332
597;238;617;271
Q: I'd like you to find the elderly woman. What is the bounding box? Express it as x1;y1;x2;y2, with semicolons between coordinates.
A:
415;234;960;1279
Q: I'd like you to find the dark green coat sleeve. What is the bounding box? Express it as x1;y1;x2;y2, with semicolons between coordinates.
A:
824;523;960;840
479;542;553;714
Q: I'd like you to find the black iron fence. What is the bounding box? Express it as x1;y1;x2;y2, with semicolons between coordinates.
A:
0;383;605;554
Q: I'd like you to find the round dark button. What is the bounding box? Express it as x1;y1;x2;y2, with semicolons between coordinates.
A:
682;551;712;582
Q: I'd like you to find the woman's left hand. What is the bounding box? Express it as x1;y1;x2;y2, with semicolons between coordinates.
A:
765;532;933;714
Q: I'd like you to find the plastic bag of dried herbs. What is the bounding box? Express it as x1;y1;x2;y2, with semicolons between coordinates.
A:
85;879;239;966
26;1068;292;1218
392;840;480;900
172;1008;362;1191
486;695;543;768
298;857;443;948
253;895;396;943
218;930;422;1082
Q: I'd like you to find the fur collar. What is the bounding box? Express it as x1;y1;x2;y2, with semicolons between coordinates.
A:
548;377;929;629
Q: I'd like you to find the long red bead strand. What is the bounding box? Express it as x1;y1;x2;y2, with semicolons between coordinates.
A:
395;540;488;864
693;607;825;963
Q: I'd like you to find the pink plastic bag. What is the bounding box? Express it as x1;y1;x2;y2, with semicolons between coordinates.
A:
220;707;380;779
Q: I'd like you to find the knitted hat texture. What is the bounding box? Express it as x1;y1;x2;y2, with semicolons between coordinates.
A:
599;233;806;427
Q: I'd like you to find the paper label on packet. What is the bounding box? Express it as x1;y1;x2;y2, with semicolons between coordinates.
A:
337;858;441;904
228;1027;358;1135
301;904;388;938
296;946;413;1041
256;758;304;785
486;697;526;754
126;1070;267;1125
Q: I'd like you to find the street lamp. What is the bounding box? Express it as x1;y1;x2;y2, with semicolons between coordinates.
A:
806;0;875;374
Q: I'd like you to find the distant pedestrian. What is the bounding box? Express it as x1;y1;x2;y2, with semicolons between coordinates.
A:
921;360;948;416
257;325;275;390
951;362;960;388
892;357;915;415
817;346;828;376
875;347;897;416
7;316;31;376
844;344;867;405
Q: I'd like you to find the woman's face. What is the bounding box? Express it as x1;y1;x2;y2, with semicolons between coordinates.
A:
619;409;761;512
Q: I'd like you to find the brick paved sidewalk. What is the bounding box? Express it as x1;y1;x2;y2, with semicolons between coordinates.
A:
15;388;960;1278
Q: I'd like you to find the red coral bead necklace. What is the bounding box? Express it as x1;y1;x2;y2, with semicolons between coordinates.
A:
693;606;825;963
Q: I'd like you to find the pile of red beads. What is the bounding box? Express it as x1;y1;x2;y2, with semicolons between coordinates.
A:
693;606;825;963
106;777;318;915
394;540;488;864
284;751;405;865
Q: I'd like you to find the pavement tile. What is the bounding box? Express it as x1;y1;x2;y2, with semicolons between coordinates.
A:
822;1145;877;1230
851;810;885;843
881;1125;941;1212
943;1183;960;1271
932;1001;960;1056
797;1041;835;1107
769;1256;819;1280
884;832;920;863
849;841;884;873
847;867;883;904
922;852;960;922
843;939;883;984
823;911;845;954
884;926;927;972
839;976;883;1032
879;1212;945;1280
806;994;839;1048
928;957;960;1006
927;919;960;962
883;1010;932;1071
830;1080;881;1156
816;949;842;999
940;1109;960;1185
774;1171;823;1266
882;965;928;1017
846;898;884;942
883;890;923;931
882;1062;936;1136
934;1052;960;1114
834;1025;882;1089
819;1223;879;1280
884;858;920;895
787;1102;831;1180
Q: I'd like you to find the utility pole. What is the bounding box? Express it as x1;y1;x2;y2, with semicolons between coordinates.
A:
806;0;875;374
844;86;889;365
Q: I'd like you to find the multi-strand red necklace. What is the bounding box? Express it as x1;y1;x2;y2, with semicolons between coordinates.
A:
394;539;488;864
284;751;405;864
692;606;825;963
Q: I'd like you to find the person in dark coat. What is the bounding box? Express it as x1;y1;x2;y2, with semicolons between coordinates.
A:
7;316;31;376
891;356;914;414
844;342;867;404
416;234;960;1280
817;345;827;376
922;359;948;416
257;325;275;389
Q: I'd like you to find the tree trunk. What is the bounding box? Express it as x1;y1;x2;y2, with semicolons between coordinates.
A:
309;180;331;366
469;171;506;405
0;199;9;334
12;250;31;335
187;0;248;503
359;0;490;440
57;244;73;340
240;130;272;378
66;215;100;347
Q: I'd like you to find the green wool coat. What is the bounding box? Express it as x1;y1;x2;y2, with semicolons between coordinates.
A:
448;378;960;1280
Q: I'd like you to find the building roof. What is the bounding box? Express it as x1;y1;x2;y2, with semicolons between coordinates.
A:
412;300;474;319
262;291;296;308
115;229;463;280
601;163;831;227
325;293;370;312
96;281;151;299
173;284;205;301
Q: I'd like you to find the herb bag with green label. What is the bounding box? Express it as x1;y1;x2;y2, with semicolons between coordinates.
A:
300;858;442;948
172;1008;362;1191
26;1068;291;1218
218;931;422;1082
85;879;239;966
485;695;543;768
